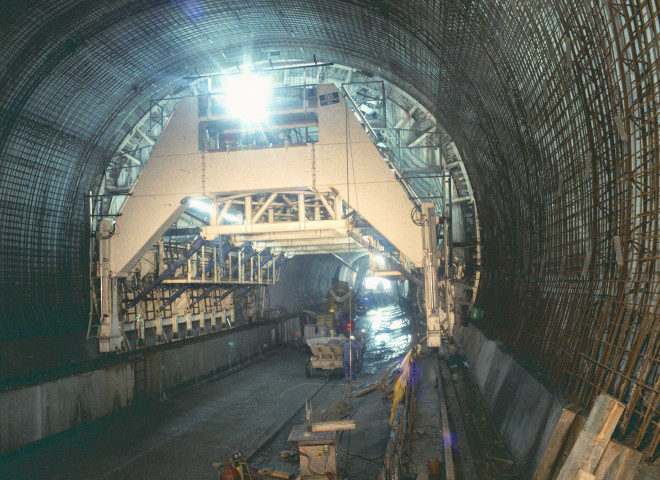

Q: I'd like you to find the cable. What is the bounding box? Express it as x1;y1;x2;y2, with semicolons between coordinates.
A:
337;438;385;463
298;451;330;477
335;395;386;465
99;222;116;239
411;205;424;226
278;382;327;399
344;92;356;385
343;428;351;475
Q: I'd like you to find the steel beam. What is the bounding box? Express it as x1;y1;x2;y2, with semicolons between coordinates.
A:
109;85;424;276
163;227;201;237
201;219;347;237
123;235;205;313
252;193;278;223
160;286;189;310
189;285;221;307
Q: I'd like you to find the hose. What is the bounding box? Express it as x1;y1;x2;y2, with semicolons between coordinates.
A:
411;206;424;226
337;435;386;463
335;391;386;468
298;451;330;477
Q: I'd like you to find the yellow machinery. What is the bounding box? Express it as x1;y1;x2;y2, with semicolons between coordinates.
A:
325;281;353;315
287;425;338;479
305;336;345;377
303;281;355;344
315;313;334;330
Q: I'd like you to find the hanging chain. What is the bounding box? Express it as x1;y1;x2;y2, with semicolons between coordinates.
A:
311;142;317;190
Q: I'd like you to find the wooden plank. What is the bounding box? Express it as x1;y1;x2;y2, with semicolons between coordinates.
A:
553;414;587;477
311;420;356;432
257;468;294;479
346;383;379;397
533;404;582;480
593;440;642;480
556;394;625;480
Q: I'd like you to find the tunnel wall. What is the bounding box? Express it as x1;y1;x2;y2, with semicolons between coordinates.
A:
144;318;299;396
460;324;567;478
1;0;658;454
0;363;133;456
0;319;297;455
264;255;342;314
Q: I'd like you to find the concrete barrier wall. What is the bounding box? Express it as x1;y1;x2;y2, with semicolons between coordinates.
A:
0;318;299;456
146;319;299;396
0;363;133;456
460;324;567;479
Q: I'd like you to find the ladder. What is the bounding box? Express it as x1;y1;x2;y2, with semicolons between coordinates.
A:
132;342;148;402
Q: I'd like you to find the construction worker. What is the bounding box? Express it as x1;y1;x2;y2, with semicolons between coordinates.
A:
358;329;367;373
343;335;359;381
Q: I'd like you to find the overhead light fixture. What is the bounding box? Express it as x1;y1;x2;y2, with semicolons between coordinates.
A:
224;73;271;123
188;199;211;212
183;62;334;80
364;276;392;290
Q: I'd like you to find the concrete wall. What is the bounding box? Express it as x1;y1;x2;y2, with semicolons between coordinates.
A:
0;318;299;456
0;363;133;455
266;255;342;313
146;319;299;396
458;324;567;479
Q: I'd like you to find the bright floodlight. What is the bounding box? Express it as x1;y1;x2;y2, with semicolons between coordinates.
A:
188;199;211;212
224;74;271;122
364;276;392;290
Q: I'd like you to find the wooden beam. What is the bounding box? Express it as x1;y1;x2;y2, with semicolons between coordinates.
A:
257;469;293;479
593;440;642;480
556;394;625;480
532;404;582;480
311;420;356;432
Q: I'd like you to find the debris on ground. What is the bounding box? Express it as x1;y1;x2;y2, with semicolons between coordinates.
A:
320;399;355;421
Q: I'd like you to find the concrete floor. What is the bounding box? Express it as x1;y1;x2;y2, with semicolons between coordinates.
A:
0;347;327;479
0;298;413;480
0;298;527;480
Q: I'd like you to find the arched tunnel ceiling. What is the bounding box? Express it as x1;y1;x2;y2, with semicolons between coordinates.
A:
1;0;659;454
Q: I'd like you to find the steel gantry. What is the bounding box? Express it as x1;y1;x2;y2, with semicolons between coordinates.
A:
93;83;444;352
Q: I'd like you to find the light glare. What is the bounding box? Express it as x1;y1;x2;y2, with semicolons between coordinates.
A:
223;212;241;224
364;276;392;290
188;199;211;212
225;74;271;122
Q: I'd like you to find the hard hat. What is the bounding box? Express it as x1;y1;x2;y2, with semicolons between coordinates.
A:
350;335;355;340
361;329;366;333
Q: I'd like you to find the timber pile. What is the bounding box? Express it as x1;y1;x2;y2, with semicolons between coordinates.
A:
532;394;643;480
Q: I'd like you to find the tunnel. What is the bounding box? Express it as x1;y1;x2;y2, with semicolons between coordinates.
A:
0;1;658;479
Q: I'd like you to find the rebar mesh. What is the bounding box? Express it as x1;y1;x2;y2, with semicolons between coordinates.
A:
0;0;658;456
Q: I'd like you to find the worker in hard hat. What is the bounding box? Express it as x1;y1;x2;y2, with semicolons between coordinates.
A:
358;329;367;373
343;335;359;381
